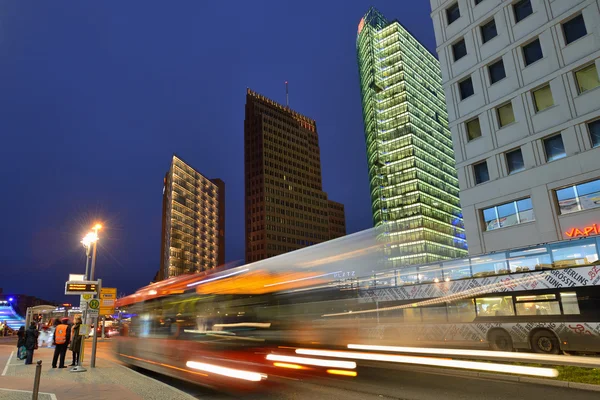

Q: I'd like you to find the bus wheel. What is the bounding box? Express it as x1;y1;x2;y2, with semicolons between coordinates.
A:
531;330;560;354
488;330;513;352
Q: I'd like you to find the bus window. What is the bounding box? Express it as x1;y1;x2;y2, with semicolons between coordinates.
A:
508;248;552;272
448;299;476;322
550;239;599;268
476;296;514;317
560;292;581;314
471;253;509;277
421;306;447;323
403;308;421;323
515;294;560;315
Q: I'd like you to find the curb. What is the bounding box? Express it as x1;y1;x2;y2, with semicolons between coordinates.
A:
365;363;600;392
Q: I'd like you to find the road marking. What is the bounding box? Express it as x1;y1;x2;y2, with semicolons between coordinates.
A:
0;388;57;399
1;351;14;376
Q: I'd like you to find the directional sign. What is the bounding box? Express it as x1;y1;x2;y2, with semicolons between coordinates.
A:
100;288;117;315
65;281;98;295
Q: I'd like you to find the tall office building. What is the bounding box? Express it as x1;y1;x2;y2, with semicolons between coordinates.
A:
158;155;225;280
244;88;346;263
430;0;600;254
357;7;468;267
327;200;346;240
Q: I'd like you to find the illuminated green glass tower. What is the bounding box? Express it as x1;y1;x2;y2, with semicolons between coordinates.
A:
357;7;467;267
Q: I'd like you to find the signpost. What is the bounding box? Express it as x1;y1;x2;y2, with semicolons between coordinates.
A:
87;299;100;318
99;288;117;339
65;279;100;373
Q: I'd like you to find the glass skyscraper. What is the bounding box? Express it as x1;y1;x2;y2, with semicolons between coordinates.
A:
356;7;467;267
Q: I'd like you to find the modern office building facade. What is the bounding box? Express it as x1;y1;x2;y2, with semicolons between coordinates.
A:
357;7;468;267
244;88;346;263
327;200;347;240
158;155;225;280
430;0;600;255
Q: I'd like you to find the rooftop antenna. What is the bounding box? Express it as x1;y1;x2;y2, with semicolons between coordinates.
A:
285;81;289;108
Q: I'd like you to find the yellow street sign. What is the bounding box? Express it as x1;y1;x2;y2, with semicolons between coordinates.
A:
100;287;117;315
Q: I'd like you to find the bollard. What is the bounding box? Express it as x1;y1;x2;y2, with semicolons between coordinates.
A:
32;360;42;400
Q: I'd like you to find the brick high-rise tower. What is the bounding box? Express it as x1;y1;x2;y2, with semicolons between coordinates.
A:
244;88;346;263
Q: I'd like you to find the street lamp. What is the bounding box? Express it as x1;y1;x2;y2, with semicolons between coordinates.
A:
81;232;98;281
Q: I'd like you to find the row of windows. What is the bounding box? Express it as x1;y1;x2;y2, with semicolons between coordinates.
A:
369;237;599;286
480;177;600;234
265;167;322;191
263;115;319;147
447;0;532;28
253;101;316;133
452;4;584;65
464;62;599;138
262;124;319;159
473;119;600;185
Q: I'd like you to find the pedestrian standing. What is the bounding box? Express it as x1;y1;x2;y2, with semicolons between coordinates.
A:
24;322;38;365
69;317;82;366
51;318;71;368
0;321;5;337
16;326;26;360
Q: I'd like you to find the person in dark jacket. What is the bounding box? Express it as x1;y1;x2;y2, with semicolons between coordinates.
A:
69;318;82;366
16;326;25;360
24;322;38;365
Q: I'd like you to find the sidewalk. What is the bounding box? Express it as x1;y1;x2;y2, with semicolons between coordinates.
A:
0;345;195;400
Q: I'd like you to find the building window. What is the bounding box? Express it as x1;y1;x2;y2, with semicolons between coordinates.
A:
513;0;533;23
522;39;543;66
483;198;534;231
474;0;485;4
473;161;489;184
452;39;467;61
459;77;474;100
497;102;515;127
505;148;525;174
447;3;461;25
562;14;587;45
466;118;482;141
532;84;554;112
543;134;566;162
575;64;600;94
481;19;497;43
488;59;506;84
588;120;600;148
555;178;600;215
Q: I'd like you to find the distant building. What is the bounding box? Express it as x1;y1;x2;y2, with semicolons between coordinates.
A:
356;7;468;267
430;0;600;254
327;200;346;240
244;88;346;263
158;155;225;280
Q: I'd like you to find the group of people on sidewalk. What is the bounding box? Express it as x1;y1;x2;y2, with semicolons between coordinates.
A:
16;317;83;367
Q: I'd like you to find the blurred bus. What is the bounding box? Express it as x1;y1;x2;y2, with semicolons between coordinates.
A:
323;236;600;354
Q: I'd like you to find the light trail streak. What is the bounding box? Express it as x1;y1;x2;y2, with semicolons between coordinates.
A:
266;354;356;369
295;349;559;378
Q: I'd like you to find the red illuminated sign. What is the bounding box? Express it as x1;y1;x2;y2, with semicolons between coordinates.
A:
565;224;599;238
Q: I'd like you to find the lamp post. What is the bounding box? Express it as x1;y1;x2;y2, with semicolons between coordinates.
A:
71;224;102;372
89;224;101;368
81;232;97;281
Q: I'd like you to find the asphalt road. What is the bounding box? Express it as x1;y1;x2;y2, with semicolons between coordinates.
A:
91;342;599;400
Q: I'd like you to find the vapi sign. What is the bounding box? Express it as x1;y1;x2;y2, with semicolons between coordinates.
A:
565;223;600;238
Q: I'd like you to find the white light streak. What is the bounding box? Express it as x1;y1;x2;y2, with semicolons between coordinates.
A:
185;361;266;382
295;349;558;378
187;269;249;287
266;354;356;369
